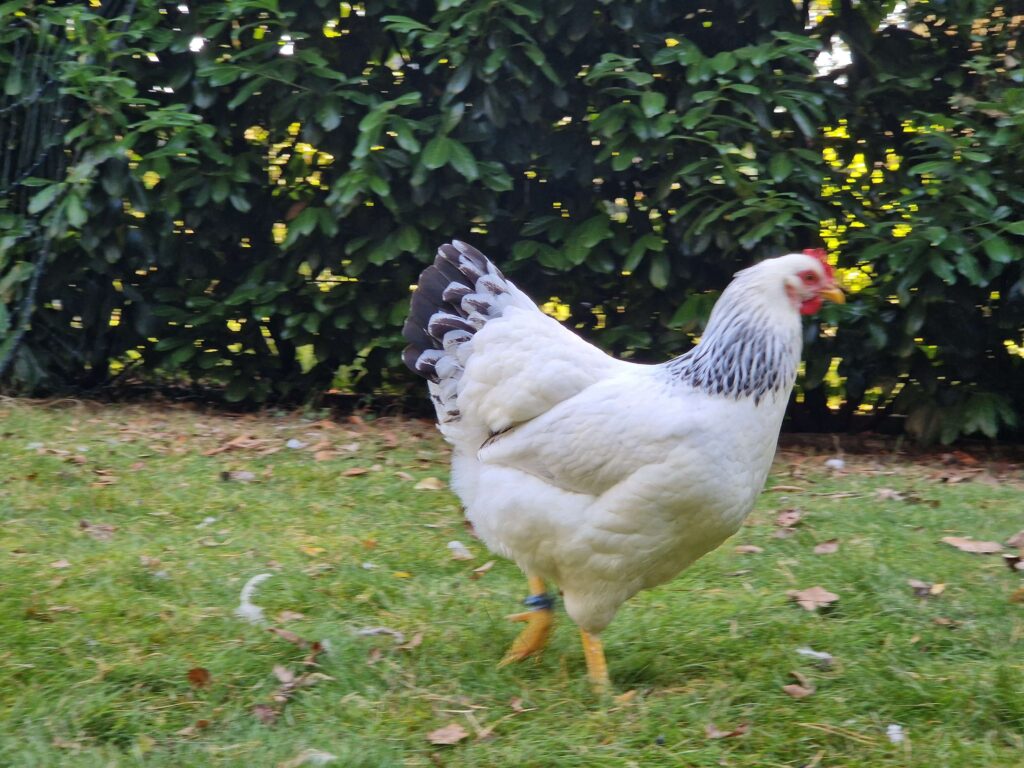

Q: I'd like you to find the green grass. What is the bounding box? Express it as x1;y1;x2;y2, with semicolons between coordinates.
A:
1;399;1022;767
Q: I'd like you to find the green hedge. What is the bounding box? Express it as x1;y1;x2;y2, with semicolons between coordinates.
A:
1;0;1022;441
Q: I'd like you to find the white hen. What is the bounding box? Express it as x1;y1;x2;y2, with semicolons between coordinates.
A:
403;241;844;689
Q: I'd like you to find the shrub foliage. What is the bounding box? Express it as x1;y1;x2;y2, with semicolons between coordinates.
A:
0;0;1022;440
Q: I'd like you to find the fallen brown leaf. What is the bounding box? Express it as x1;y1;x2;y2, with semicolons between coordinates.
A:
705;722;750;740
734;545;764;555
187;667;211;688
787;586;839;612
1005;530;1024;549
782;670;816;699
253;703;278;725
176;719;212;737
51;736;84;751
427;722;469;746
1010;587;1024;604
50;559;71;569
342;467;368;477
813;539;839;555
415;477;446;491
775;509;803;527
908;579;945;598
470;560;495;580
204;434;274;456
398;632;423;651
267;627;308;646
79;520;117;541
941;536;1003;554
313;450;337;462
276;610;306;623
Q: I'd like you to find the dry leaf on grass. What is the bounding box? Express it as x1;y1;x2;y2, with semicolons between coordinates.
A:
398;632;424;651
415;477;446;491
175;719;211;738
51;736;84;751
267;627;308;646
705;722;750;740
342;467;369;477
276;610;305;623
734;545;764;555
1005;530;1024;549
204;434;274;456
787;586;839;612
91;469;118;486
813;539;840;555
428;722;470;746
186;667;211;688
782;670;816;699
1010;587;1024;604
313;450;337;462
50;559;71;569
908;579;945;598
470;560;495;580
941;536;1003;554
79;520;117;541
775;509;804;527
252;703;278;725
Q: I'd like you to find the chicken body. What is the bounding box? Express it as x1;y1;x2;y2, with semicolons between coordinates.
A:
403;241;841;683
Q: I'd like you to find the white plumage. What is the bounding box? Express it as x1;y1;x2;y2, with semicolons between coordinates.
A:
403;241;843;685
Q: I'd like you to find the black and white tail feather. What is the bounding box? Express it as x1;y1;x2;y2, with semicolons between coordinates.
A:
403;241;532;424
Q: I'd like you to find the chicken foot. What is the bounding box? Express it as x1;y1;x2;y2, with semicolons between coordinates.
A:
498;575;554;666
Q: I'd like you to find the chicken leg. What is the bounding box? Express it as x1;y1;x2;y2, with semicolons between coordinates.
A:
499;575;554;666
579;628;610;692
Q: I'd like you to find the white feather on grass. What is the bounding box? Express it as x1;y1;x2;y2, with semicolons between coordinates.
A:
235;573;272;624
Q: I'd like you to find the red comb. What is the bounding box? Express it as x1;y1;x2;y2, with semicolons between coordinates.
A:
803;248;833;278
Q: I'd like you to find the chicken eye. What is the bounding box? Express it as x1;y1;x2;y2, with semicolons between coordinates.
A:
801;271;818;284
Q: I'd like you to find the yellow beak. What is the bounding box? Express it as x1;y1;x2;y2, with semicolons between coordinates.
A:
820;285;845;304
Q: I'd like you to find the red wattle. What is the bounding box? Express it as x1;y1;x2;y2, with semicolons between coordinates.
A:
800;296;823;316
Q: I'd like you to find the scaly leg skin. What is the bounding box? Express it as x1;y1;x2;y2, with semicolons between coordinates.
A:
579;628;610;693
498;575;554;666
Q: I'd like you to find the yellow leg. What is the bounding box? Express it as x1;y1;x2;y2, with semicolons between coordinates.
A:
499;575;554;666
579;628;610;693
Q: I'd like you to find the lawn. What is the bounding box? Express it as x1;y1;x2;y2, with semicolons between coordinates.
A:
0;399;1022;767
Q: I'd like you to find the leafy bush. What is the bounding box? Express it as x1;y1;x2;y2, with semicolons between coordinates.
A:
0;0;1021;440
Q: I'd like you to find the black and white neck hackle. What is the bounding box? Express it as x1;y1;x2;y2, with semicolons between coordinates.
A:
664;276;801;404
